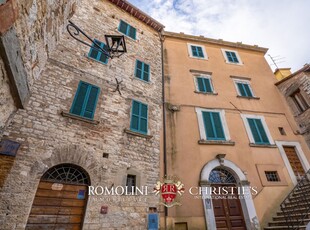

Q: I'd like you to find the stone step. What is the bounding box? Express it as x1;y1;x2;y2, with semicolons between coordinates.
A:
268;218;310;227
264;225;306;230
273;213;310;221
277;206;309;215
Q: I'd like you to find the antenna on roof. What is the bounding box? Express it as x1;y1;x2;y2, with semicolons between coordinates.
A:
268;54;286;69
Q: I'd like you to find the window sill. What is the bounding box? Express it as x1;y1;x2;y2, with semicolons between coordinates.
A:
194;91;218;95
61;111;100;124
134;76;151;84
249;143;277;148
198;140;235;146
237;95;260;100
124;128;153;139
189;56;208;60
225;61;243;66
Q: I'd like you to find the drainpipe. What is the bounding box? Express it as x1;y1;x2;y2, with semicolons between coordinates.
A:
159;31;168;230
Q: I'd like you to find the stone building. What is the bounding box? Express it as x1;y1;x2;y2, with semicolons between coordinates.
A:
0;0;164;229
275;64;310;148
162;31;310;229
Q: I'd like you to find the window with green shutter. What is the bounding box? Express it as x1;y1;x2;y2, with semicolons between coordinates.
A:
225;51;239;63
135;60;150;82
88;39;108;64
130;100;148;134
247;118;270;144
118;20;136;40
191;45;204;58
237;82;253;97
202;111;225;140
70;81;100;119
197;77;213;93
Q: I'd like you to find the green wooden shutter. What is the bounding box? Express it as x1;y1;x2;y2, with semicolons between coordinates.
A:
197;77;205;92
119;20;127;34
191;46;198;57
237;83;246;96
129;26;136;39
140;103;148;133
204;78;212;92
83;86;100;119
70;82;88;116
244;84;253;97
212;112;225;139
143;64;150;81
202;112;215;139
135;60;143;79
231;52;239;63
130;101;140;131
255;119;269;144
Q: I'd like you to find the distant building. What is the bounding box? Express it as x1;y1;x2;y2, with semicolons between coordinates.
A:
275;64;310;148
0;0;164;229
162;31;310;229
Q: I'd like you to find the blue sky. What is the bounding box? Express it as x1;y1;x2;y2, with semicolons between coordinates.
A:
128;0;310;72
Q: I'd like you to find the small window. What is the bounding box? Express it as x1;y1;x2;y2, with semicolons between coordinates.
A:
222;49;242;64
126;174;136;193
196;76;213;93
235;81;254;97
290;89;309;113
191;45;204;58
130;100;148;134
70;81;100;119
118;20;136;40
265;171;280;182
247;118;270;145
278;127;286;136
88;39;108;64
135;60;150;82
225;51;239;63
202;111;225;140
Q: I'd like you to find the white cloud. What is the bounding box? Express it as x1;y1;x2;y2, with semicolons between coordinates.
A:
128;0;310;72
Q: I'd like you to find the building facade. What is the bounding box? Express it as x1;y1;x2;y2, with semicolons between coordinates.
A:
162;31;310;229
0;0;164;229
275;64;310;149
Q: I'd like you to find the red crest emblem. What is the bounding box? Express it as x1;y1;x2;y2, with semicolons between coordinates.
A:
154;176;184;207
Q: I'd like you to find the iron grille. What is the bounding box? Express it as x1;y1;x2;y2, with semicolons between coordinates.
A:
209;167;237;184
42;164;90;185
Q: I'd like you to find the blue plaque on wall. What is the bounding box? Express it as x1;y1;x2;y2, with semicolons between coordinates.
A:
148;213;159;230
0;139;20;157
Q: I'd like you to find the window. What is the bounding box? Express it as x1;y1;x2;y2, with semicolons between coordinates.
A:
187;43;207;59
70;81;100;119
126;174;136;193
196;76;213;93
130;100;148;134
118;20;136;40
278;127;286;136
265;171;280;182
241;114;274;145
135;60;150;82
290;89;309;113
88;39;108;64
221;49;242;65
234;80;254;97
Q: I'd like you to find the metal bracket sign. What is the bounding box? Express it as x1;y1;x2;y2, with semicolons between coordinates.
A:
0;139;20;157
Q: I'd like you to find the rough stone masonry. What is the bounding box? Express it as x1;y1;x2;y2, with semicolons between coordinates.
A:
0;0;163;229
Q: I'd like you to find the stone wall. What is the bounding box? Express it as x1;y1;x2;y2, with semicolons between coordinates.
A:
276;70;310;148
0;0;162;229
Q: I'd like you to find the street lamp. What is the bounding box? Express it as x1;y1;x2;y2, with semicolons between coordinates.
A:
66;20;127;59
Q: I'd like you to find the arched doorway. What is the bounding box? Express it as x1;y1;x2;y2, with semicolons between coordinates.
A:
26;164;90;230
209;167;246;229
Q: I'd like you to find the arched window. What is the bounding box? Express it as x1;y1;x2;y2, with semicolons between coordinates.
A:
209;167;236;184
41;163;90;185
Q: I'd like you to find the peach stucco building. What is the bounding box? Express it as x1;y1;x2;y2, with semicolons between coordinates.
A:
161;31;310;229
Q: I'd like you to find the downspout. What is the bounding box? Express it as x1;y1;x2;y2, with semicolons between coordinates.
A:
159;31;168;230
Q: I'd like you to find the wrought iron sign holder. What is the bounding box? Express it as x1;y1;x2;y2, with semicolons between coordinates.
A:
67;20;127;95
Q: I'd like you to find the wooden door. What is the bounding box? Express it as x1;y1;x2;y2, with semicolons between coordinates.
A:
26;181;88;230
284;146;305;178
212;185;246;230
